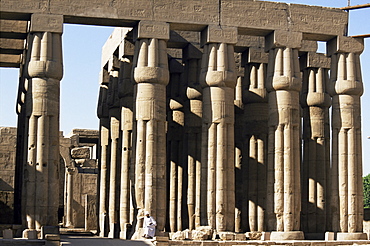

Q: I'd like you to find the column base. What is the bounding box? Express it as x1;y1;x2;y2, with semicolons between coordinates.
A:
270;231;304;240
22;229;39;239
337;232;368;240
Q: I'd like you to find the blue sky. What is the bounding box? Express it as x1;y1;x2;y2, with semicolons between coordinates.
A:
0;0;369;175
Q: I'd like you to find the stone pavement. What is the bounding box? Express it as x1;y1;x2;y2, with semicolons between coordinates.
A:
60;235;153;246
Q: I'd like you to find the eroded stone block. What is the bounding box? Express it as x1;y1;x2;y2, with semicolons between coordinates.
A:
327;35;364;55
265;30;302;51
71;147;90;159
30;14;63;33
135;21;169;40
201;25;237;46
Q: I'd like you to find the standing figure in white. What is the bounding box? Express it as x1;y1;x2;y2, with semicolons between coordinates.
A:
143;211;157;239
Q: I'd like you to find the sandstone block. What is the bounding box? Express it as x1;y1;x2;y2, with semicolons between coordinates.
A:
299;40;318;53
134;21;169;40
300;52;331;69
234;233;246;241
270;231;304;240
45;234;60;240
325;232;335;241
201;25;238;46
41;226;59;239
327;35;364;55
242;47;268;64
265;30;302;51
23;229;38;239
246;231;263;240
30;14;63;33
71;147;90;159
3;229;13;239
192;226;213;240
336;232;368;240
218;231;234;240
182;44;202;61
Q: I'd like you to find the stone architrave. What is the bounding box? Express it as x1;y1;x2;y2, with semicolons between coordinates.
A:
242;47;268;233
168;58;185;233
300;52;331;234
23;13;63;232
182;44;203;230
200;25;237;232
97;70;110;237
132;21;170;234
265;30;304;240
328;36;367;240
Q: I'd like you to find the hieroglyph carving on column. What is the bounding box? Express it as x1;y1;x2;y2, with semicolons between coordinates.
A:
200;25;237;232
265;30;304;240
300;52;331;233
132;21;170;233
242;47;269;233
328;36;367;240
23;14;63;230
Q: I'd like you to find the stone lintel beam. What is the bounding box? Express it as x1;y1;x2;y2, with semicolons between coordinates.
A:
235;35;265;53
200;25;237;47
265;30;302;51
133;21;170;41
0;38;25;54
0;53;21;67
182;44;202;61
300;52;331;69
119;39;135;58
327;36;364;56
299;40;318;53
30;14;63;33
169;58;184;74
0;19;28;39
242;47;268;65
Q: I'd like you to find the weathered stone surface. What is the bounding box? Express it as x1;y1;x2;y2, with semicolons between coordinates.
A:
71;147;90;159
191;226;213;240
200;25;237;46
30;14;63;33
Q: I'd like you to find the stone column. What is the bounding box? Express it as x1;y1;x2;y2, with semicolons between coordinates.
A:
168;58;185;232
328;36;367;240
117;45;134;239
265;30;303;240
65;167;76;228
200;25;237;232
300;52;331;234
23;14;63;232
132;21;169;233
107;67;121;238
97;69;110;237
242;47;269;233
183;44;203;229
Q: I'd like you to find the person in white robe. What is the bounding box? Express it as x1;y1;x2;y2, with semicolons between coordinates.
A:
143;211;157;238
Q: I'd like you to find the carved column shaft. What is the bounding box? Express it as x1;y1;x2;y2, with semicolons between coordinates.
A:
200;25;237;232
23;14;63;230
328;36;366;239
183;44;203;230
265;31;303;240
132;21;169;233
300;52;331;233
242;46;269;233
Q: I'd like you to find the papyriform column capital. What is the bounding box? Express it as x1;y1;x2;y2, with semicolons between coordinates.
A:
200;25;238;88
133;21;170;86
327;36;364;97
